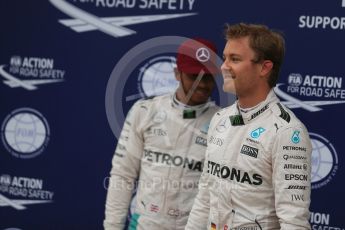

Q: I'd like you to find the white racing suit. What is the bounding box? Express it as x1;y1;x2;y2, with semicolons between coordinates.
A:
186;90;312;230
104;94;219;230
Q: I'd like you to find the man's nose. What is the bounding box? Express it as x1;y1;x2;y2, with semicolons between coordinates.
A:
221;61;229;71
194;76;213;90
197;77;208;87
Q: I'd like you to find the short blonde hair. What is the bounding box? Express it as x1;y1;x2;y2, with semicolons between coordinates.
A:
225;23;285;88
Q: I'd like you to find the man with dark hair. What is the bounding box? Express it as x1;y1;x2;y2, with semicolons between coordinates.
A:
186;23;312;230
104;38;219;230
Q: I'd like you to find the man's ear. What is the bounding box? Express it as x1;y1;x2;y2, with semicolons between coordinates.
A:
260;60;273;77
174;68;181;81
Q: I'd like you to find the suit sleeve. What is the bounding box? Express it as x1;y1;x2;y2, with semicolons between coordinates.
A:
272;125;312;230
185;151;210;230
104;101;144;230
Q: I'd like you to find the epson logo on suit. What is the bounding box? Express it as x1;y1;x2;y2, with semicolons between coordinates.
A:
240;145;258;158
285;174;308;181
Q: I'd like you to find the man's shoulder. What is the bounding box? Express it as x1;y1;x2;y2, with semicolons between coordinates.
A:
205;102;221;114
126;95;170;125
214;104;235;117
134;94;170;108
270;102;307;131
208;104;234;126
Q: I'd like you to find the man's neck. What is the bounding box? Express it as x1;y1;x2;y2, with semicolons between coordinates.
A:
238;87;270;109
175;90;189;105
175;88;200;106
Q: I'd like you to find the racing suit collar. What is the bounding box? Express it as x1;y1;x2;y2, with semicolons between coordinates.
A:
236;89;280;125
171;93;213;119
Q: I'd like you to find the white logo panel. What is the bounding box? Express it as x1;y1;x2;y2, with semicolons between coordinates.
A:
1;108;50;159
50;0;197;38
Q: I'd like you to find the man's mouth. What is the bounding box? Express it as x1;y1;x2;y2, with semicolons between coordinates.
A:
222;69;235;79
194;89;209;96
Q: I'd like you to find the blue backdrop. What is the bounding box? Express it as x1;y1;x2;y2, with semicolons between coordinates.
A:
0;0;344;229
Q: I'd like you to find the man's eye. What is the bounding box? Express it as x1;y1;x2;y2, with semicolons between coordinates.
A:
186;74;198;81
231;57;240;62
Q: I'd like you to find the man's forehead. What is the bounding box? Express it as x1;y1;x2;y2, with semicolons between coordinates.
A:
223;37;252;54
183;72;213;78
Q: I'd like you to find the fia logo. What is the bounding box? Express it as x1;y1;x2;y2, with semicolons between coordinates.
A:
0;56;65;90
288;73;303;87
310;132;338;189
137;56;178;98
250;127;265;139
1;108;50;159
291;131;300;144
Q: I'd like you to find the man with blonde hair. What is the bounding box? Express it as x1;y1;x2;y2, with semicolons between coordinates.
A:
186;23;312;230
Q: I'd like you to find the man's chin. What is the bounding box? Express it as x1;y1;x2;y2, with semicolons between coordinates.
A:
190;94;210;105
194;90;210;98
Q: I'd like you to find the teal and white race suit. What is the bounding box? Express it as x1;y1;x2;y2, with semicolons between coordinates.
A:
186;90;312;230
104;93;219;230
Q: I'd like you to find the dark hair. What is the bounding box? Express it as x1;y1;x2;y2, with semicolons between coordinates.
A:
224;23;285;88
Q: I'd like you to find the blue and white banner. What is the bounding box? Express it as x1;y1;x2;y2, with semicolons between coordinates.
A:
0;0;344;229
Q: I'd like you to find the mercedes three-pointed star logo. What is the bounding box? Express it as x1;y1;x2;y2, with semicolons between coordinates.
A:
195;47;210;62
